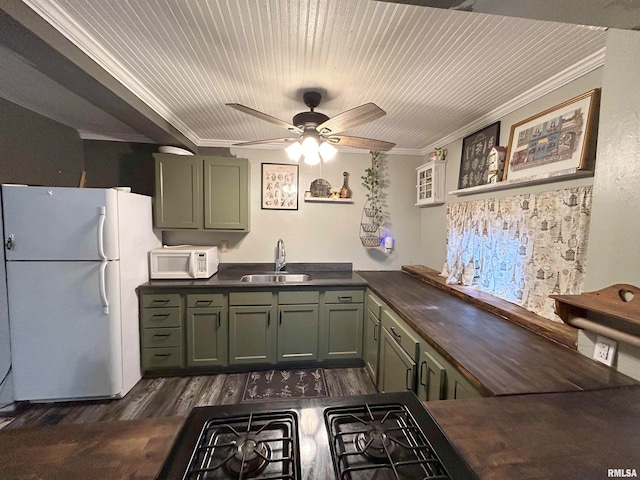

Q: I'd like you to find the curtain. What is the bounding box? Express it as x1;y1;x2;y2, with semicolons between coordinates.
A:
443;186;592;321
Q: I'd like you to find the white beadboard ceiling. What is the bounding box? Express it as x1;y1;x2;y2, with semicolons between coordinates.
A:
19;0;607;154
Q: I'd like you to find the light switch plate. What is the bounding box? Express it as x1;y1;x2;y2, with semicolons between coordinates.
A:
593;335;617;366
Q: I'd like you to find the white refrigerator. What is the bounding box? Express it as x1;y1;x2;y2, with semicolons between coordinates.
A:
2;185;161;402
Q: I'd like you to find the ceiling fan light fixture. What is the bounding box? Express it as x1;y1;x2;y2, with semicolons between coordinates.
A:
285;141;303;161
303;149;321;165
319;141;337;161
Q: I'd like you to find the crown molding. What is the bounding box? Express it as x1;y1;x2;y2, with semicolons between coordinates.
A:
78;131;155;143
421;47;606;156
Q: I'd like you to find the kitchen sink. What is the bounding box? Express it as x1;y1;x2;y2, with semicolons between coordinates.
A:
240;273;312;283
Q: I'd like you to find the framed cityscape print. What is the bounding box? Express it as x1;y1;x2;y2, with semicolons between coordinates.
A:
261;163;299;210
458;121;501;189
503;89;600;182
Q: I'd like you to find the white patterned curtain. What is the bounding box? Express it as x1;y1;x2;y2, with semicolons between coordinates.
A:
443;186;592;321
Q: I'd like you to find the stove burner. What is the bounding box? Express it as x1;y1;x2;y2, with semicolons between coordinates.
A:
355;423;396;460
223;433;272;477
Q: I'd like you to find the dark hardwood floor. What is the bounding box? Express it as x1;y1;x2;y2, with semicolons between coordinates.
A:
1;367;376;430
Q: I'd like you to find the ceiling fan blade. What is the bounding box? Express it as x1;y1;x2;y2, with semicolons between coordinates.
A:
232;137;298;147
226;103;303;134
316;103;386;135
326;135;395;152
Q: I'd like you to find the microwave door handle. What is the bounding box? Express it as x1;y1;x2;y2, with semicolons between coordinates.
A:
97;206;107;260
189;252;196;278
99;260;109;315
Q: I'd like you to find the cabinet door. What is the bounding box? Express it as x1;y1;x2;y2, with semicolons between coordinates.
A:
417;348;446;401
277;304;319;362
186;307;227;367
378;327;415;393
203;157;249;231
229;305;276;364
363;309;380;384
319;303;363;360
154;154;202;229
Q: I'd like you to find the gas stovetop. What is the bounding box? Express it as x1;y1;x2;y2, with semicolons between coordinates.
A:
158;391;477;480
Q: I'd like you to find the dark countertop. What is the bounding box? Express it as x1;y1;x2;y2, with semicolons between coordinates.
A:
357;270;638;396
427;386;640;479
139;262;367;289
2;389;639;479
0;416;184;480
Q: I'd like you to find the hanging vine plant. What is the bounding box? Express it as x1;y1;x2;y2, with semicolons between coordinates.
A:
360;151;385;248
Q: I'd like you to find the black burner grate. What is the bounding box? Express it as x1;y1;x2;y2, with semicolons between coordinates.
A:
184;411;300;480
325;403;451;480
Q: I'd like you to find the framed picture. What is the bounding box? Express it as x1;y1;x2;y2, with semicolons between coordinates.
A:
261;163;299;210
458;122;501;189
503;89;600;182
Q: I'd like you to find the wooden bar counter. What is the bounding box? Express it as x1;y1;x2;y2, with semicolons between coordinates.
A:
357;270;638;396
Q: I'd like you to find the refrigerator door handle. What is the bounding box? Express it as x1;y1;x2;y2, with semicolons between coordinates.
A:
99;260;109;315
98;206;107;260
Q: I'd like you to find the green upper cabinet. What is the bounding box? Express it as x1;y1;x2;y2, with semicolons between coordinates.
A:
204;157;249;231
154;154;202;229
154;153;250;232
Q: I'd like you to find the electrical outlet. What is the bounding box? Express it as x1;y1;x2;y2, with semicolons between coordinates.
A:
593;335;617;366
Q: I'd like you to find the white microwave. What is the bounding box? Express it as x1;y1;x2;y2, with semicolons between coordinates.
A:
149;246;219;279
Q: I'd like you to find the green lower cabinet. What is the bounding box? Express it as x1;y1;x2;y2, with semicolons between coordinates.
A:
186;307;227;367
449;368;483;399
417;348;446;401
229;305;277;364
319;303;364;360
363;309;380;384
378;327;416;393
277;304;319;362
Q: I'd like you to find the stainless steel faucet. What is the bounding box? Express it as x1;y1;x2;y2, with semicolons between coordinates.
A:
276;239;286;272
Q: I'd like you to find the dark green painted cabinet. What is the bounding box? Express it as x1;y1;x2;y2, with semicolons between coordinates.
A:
229;305;277;364
319;302;364;360
277;304;319;362
378;327;415;393
154;154;250;231
154;155;201;229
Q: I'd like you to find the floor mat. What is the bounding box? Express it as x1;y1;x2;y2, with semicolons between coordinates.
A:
241;368;329;402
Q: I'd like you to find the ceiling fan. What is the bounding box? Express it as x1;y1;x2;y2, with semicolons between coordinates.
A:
226;91;395;164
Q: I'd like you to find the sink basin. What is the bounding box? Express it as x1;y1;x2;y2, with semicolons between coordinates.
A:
240;273;312;283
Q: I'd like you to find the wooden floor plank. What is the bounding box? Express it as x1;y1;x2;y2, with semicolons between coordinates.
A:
3;368;376;429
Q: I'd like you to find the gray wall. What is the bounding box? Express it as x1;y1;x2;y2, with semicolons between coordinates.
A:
579;29;640;380
0;98;85;186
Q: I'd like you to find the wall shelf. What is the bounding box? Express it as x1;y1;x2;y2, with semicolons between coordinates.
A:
448;168;594;196
304;197;354;204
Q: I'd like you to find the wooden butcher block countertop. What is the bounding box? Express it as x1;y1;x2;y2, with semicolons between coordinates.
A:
0;416;184;480
427;386;640;479
356;270;638;396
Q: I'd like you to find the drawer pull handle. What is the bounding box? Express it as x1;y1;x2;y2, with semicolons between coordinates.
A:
279;310;282;325
153;334;171;339
151;299;169;305
420;361;428;388
373;325;378;341
338;296;353;302
390;326;401;339
405;368;412;391
267;310;271;326
216;312;221;328
154;353;171;358
195;300;212;306
151;314;170;319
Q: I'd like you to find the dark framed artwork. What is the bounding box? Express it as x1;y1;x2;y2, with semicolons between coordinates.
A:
261;163;299;210
458;121;501;189
504;89;600;182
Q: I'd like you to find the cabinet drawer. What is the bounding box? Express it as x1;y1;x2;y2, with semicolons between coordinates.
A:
141;294;181;308
366;291;384;319
141;307;182;327
143;327;182;348
229;291;274;306
324;290;364;304
187;293;225;308
143;347;183;369
382;309;419;358
278;290;320;304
